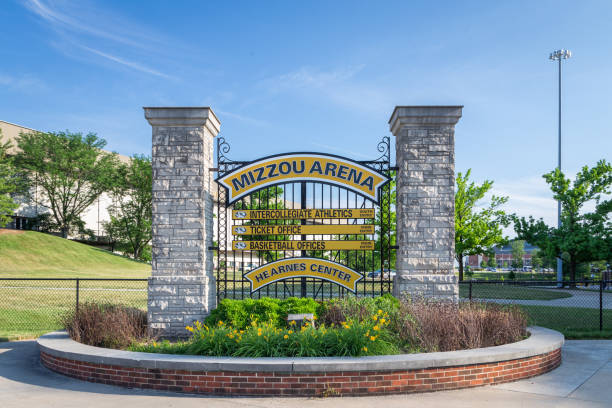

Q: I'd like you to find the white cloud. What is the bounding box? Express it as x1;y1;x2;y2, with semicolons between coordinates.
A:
258;65;392;114
488;173;610;237
214;109;269;127
78;45;174;79
22;0;174;79
0;73;47;91
23;0;161;49
310;142;370;159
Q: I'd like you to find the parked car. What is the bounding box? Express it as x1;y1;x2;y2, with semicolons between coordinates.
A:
366;269;396;279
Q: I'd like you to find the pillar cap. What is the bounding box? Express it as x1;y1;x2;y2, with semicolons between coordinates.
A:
143;107;220;136
389;106;463;135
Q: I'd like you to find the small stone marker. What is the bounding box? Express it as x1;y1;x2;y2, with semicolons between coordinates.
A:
287;313;315;329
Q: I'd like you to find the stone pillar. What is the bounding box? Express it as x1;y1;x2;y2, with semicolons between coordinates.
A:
144;107;219;338
390;106;462;301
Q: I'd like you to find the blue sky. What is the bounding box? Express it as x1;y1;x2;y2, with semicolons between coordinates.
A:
1;0;611;231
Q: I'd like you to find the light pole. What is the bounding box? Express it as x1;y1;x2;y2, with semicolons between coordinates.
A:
549;49;571;285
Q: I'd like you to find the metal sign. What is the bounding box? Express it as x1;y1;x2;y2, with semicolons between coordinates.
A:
215;136;394;300
216;153;390;205
232;240;375;251
232;208;375;220
232;224;375;235
244;257;363;292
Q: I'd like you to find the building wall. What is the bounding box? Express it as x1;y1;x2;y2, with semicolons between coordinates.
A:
1;120;128;238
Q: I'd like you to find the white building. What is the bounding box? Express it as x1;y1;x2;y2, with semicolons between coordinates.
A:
0;120;130;237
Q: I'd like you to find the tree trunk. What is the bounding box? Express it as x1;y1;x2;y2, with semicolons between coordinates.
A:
61;226;68;239
569;258;577;288
458;257;464;282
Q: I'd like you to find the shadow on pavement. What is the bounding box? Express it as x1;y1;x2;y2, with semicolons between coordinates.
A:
0;340;206;398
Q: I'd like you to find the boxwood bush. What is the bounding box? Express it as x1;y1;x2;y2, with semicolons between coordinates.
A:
204;297;320;329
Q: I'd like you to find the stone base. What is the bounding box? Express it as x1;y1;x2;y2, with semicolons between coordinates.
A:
148;275;216;338
392;273;458;301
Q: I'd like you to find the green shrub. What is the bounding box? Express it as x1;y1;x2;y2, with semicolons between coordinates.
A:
132;309;398;357
205;297;319;329
317;293;399;327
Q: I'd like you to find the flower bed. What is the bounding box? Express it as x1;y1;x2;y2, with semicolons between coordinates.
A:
38;327;564;396
98;295;527;357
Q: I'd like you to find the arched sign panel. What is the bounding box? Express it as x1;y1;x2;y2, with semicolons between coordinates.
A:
244;257;363;293
215;153;391;205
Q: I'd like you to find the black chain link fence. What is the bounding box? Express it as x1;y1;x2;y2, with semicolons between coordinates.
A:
460;280;612;335
0;278;147;339
1;278;611;340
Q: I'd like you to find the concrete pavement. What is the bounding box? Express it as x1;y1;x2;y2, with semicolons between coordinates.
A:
1;339;611;407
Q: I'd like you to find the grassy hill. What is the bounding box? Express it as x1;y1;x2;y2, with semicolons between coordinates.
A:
0;230;151;278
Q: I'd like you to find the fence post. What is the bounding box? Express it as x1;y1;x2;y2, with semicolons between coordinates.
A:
600;280;603;331
76;278;80;315
469;281;473;301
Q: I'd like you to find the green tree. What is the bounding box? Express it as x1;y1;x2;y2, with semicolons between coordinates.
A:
455;169;509;281
480;259;487;268
104;155;152;260
487;256;497;268
514;160;612;283
531;249;543;272
0;133;21;227
15;131;119;238
510;240;525;269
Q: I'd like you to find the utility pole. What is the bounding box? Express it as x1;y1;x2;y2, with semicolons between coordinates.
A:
549;49;572;285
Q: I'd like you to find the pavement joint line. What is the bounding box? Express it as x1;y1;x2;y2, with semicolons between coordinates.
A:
490;386;605;404
566;352;612;399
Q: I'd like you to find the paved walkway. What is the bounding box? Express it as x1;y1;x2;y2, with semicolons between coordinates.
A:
1;339;611;407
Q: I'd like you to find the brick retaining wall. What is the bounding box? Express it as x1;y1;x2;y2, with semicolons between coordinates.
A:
40;348;561;396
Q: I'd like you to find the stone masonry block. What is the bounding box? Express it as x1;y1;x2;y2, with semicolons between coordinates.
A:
146;107;219;339
390;106;461;302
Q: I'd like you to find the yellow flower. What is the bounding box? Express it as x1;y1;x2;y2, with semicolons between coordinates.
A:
363;346;368;352
372;315;378;321
258;332;262;336
380;318;386;324
373;325;380;331
152;342;157;347
284;334;289;339
186;326;194;332
370;336;376;341
290;320;296;326
378;309;383;315
288;330;293;334
313;316;317;320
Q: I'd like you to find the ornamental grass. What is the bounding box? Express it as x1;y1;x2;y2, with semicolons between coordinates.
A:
61;301;147;349
65;296;527;357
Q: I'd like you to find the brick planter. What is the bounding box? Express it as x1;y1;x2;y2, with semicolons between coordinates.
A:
38;327;563;397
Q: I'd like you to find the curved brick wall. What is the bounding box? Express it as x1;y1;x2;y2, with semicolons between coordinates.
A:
38;327;563;397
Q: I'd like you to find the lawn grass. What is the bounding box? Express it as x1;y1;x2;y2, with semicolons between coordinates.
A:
0;230;151;278
467;272;557;281
520;304;612;339
459;284;572;300
0;282;148;340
